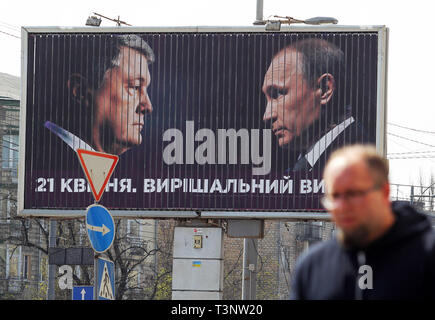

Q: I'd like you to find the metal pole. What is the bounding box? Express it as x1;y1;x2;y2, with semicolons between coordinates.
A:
154;220;158;279
410;185;414;205
256;0;263;21
242;239;248;299
253;0;264;25
242;238;258;300
94;254;98;300
47;220;57;300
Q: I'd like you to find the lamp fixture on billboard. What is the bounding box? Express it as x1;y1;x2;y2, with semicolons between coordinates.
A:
256;15;339;31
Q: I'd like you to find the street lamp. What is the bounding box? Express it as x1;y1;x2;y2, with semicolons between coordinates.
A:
269;16;338;31
255;15;338;31
85;15;102;27
85;12;132;27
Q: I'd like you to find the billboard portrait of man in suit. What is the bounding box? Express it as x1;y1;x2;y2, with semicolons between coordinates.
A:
43;34;155;156
262;38;364;173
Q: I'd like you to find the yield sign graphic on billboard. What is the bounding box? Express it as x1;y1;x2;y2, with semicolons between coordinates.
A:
76;149;119;202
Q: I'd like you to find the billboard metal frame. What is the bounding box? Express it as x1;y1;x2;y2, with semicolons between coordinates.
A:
18;25;388;219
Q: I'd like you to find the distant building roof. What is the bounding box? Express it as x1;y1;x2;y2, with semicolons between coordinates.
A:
0;72;20;101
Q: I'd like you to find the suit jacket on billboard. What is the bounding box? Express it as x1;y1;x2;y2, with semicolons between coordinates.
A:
44;121;95;153
285;116;367;174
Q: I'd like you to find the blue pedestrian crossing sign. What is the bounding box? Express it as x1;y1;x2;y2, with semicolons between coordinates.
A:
86;204;115;253
97;257;115;300
72;286;94;300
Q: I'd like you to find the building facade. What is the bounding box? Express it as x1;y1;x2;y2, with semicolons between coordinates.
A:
0;72;48;299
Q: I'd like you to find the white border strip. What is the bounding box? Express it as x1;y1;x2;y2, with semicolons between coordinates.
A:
20;209;330;220
17;27;28;216
376;27;389;156
22;25;386;34
21;209;200;219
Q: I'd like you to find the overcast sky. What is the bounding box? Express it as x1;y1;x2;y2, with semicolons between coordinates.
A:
1;0;434;189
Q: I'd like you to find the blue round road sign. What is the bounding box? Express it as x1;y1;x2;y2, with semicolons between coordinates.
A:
86;204;115;253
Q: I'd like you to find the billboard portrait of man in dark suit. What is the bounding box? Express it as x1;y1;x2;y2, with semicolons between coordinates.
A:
43;34;155;156
262;38;366;174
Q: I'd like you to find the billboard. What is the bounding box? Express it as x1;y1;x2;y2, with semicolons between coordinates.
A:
18;26;388;218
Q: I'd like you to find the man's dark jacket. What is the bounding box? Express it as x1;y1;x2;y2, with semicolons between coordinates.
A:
290;202;435;299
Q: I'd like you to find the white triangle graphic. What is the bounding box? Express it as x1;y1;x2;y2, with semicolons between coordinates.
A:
81;153;115;192
99;262;114;300
77;149;118;202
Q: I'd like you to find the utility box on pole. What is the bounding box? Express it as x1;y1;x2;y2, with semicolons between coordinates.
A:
172;226;224;300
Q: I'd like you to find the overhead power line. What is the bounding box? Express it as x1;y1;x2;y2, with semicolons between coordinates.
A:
0;20;20;30
1;144;18;153
387;132;435;148
387;151;435;156
2;139;19;147
388;136;414;152
0;29;20;39
388;122;435;135
388;155;435;159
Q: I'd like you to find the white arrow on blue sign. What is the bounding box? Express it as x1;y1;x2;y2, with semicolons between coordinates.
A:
72;286;94;300
86;204;115;253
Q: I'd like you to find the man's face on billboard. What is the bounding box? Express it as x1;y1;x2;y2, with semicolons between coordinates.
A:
93;46;152;155
262;48;321;149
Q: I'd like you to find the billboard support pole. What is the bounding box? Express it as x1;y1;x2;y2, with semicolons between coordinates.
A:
93;253;98;300
242;238;258;300
47;220;57;300
254;0;264;24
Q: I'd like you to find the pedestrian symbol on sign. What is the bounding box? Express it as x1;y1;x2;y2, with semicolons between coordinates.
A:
99;262;114;300
97;257;115;300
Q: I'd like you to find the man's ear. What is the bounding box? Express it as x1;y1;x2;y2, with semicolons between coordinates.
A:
67;73;93;107
317;73;336;105
381;182;390;202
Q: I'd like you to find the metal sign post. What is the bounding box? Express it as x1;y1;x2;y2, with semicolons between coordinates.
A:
47;220;57;300
77;150;118;299
242;238;258;300
85;203;116;300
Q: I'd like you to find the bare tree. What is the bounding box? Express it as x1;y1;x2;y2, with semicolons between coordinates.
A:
0;200;174;300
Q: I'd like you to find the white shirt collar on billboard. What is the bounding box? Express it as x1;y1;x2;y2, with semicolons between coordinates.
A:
304;116;355;168
44;121;95;152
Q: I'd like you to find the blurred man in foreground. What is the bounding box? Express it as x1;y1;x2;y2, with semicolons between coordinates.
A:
290;144;435;299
